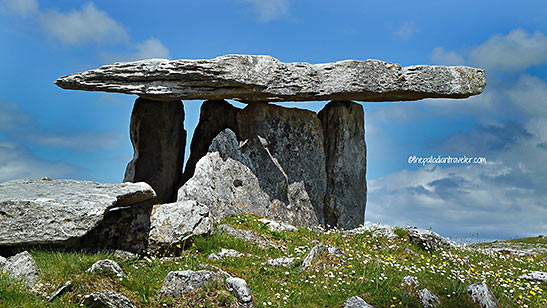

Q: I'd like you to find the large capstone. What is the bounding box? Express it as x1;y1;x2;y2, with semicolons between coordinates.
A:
318;101;366;229
0;179;155;248
124;97;186;203
56;55;486;102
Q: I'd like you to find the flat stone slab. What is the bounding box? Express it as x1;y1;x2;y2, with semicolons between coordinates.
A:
55;54;486;102
0;179;155;246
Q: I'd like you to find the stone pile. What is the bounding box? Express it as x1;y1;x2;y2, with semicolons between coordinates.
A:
53;54;485;231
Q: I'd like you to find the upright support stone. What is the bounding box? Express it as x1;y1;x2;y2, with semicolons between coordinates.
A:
124;97;186;203
318;101;366;229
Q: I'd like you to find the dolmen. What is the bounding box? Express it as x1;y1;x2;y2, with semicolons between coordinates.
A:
1;55;486;254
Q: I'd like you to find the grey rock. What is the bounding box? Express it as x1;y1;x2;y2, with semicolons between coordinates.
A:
0;251;39;287
113;250;138;261
161;270;219;297
343;296;375;308
47;280;72;302
519;270;547;282
300;244;347;271
0;256;6;268
406;227;452;251
319;101;366;229
401;275;419;287
372;227;397;240
257;218;298;232
225;277;254;308
216;224;276;250
237;103;326;225
466;282;500;308
148;200;213;252
178;128;320;227
264;257;295;267
181;100;240;185
124;97;186;203
83;290;136;308
208;248;244;261
0;179;155;247
86;260;127;280
56;55;486;102
418;288;440;308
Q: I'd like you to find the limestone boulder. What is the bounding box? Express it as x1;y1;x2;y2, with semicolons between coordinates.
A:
319;101;366;229
0;179;155;247
56;55;486;102
466;282;500;308
0;251;39;287
161;270;220;297
86;260;127;280
124;97;186;203
343;296;375;308
225;277;254;308
418;288;440;308
83;291;136;308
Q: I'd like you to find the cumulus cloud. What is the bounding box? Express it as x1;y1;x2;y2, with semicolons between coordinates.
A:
0;0;38;16
394;21;418;40
104;38;170;63
241;0;289;21
38;2;128;45
430;47;465;65
0;142;81;182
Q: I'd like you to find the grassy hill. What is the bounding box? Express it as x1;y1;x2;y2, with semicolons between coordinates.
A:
1;214;545;307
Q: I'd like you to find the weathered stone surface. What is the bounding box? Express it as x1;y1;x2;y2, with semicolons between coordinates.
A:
208;248;244;261
372;227;397;240
56;55;486;102
300;244;347;271
83;290;136;308
178;128;320;227
258;218;298;232
466;282;500;308
264;257;295;267
124;97;186;203
418;288;440;308
148;200;213;252
0;251;39;287
0;179;155;247
161;270;219;297
401;276;419;288
343;296;375;308
47;280;72;302
181;100;240;186
225;277;254;308
319;101;366;229
237;103;326;224
86;260;127;280
406;227;453;251
519;270;547;282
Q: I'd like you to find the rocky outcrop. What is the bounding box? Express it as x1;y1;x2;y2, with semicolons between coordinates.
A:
300;244;347;271
319;101;366;229
418;288;440;308
148;200;213;252
466;282;500;308
0;251;39;287
161;270;220;297
56;55;486;102
0;179;155;248
124;97;186;203
406;227;453;250
83;290;136;308
343;296;375;308
178;128;320;227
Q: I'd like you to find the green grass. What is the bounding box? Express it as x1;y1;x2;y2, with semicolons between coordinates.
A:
1;214;546;307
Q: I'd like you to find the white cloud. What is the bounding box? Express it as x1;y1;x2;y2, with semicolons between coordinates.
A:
132;38;170;60
0;142;80;182
0;0;38;16
430;47;465;65
38;2;128;45
241;0;289;22
394;21;417;40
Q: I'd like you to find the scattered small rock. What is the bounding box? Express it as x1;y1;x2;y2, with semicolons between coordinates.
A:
418;288;440;308
372;227;397;239
86;260;127;280
466;282;500;308
406;228;452;251
401;276;419;287
258;218;298;232
208;248;244;261
300;244;347;271
343;296;375;308
47;280;72;302
83;290;136;308
161;270;219;297
225;277;254;308
0;251;40;287
264;257;295;267
113;250;138;261
519;270;547;282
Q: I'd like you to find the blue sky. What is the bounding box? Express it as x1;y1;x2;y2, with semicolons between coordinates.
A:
1;0;546;242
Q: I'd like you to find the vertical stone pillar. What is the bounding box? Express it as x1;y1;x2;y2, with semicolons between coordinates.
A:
124;97;186;203
318;101;366;229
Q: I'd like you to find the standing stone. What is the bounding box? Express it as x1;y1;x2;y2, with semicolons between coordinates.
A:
180;100;240;186
318;101;366;229
124;97;186;203
237;103;327;225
